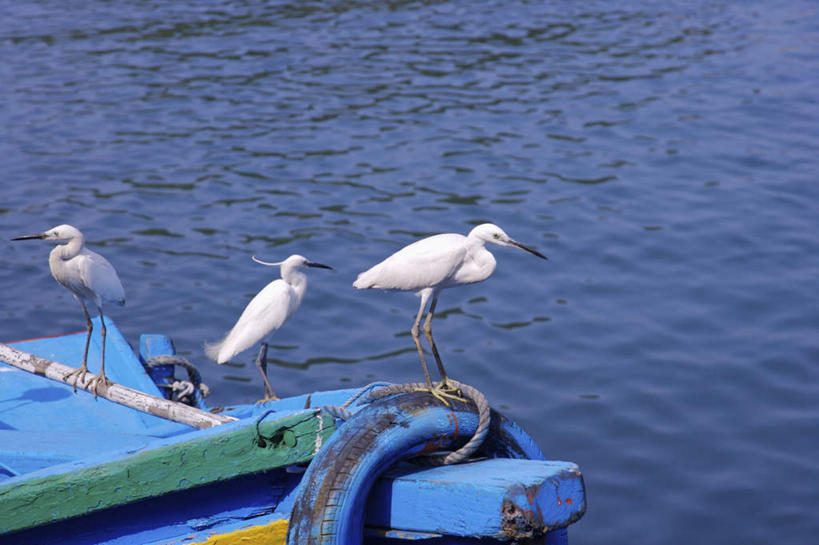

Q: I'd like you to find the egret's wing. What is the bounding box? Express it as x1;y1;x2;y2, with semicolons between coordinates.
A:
210;280;297;363
78;250;125;305
354;233;467;291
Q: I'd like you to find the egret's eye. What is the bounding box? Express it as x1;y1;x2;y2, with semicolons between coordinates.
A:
493;233;500;239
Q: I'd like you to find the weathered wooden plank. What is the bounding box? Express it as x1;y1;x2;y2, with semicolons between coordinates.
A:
0;341;235;429
365;458;586;539
11;317;166;397
0;409;335;534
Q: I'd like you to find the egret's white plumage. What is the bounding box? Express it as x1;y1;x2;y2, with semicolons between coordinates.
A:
206;254;332;400
12;224;125;394
354;223;547;395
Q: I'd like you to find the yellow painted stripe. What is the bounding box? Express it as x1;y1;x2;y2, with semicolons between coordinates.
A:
189;518;288;545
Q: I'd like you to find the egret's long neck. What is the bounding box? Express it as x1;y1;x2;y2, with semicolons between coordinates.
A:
465;236;497;282
281;266;308;299
52;235;84;261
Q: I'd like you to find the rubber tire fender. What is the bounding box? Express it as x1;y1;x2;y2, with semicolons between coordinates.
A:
287;391;546;545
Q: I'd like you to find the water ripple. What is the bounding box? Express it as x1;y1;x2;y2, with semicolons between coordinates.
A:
2;1;819;544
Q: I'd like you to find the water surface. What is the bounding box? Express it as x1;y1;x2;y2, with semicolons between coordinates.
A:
2;1;818;543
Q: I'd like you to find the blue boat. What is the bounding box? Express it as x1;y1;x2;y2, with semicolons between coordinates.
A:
0;318;585;544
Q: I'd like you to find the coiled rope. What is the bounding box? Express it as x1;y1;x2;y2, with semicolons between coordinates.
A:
144;355;210;406
323;380;490;466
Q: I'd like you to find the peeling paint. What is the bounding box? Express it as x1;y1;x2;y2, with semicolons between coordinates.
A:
314;411;324;454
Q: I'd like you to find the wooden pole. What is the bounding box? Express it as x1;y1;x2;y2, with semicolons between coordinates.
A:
0;342;236;429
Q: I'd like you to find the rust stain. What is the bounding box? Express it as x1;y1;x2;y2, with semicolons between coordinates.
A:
416;439;445;456
551;478;564;506
448;410;459;440
501;499;544;539
415;410;461;455
548;477;575;507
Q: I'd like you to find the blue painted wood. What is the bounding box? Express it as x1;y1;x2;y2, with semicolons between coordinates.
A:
0;406;317;489
0;470;299;545
11;317;161;396
0;430;160;478
1;324;585;544
547;528;569;545
0;319;180;479
364;535;565;545
138;333;211;410
139;333;177;400
367;459;584;537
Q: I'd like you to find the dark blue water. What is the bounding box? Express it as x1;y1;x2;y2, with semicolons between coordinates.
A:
2;1;818;542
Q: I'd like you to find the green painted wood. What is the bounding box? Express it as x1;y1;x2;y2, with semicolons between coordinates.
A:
0;409;335;535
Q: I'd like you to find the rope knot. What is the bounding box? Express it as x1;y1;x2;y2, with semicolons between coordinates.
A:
144;355;209;406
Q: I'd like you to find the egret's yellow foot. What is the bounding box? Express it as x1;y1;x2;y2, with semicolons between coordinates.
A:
415;382;467;406
64;365;90;393
88;374;112;399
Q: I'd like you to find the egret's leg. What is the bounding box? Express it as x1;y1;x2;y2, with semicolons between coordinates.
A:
410;290;435;391
255;343;279;402
422;295;466;404
65;299;93;393
80;309;92;370
410;291;462;406
423;294;448;385
88;310;113;398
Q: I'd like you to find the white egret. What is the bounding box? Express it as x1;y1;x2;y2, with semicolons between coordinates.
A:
353;223;547;402
12;224;125;396
206;254;332;401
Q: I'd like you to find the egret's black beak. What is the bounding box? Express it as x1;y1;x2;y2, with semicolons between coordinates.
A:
307;261;333;270
510;240;548;260
11;233;46;241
